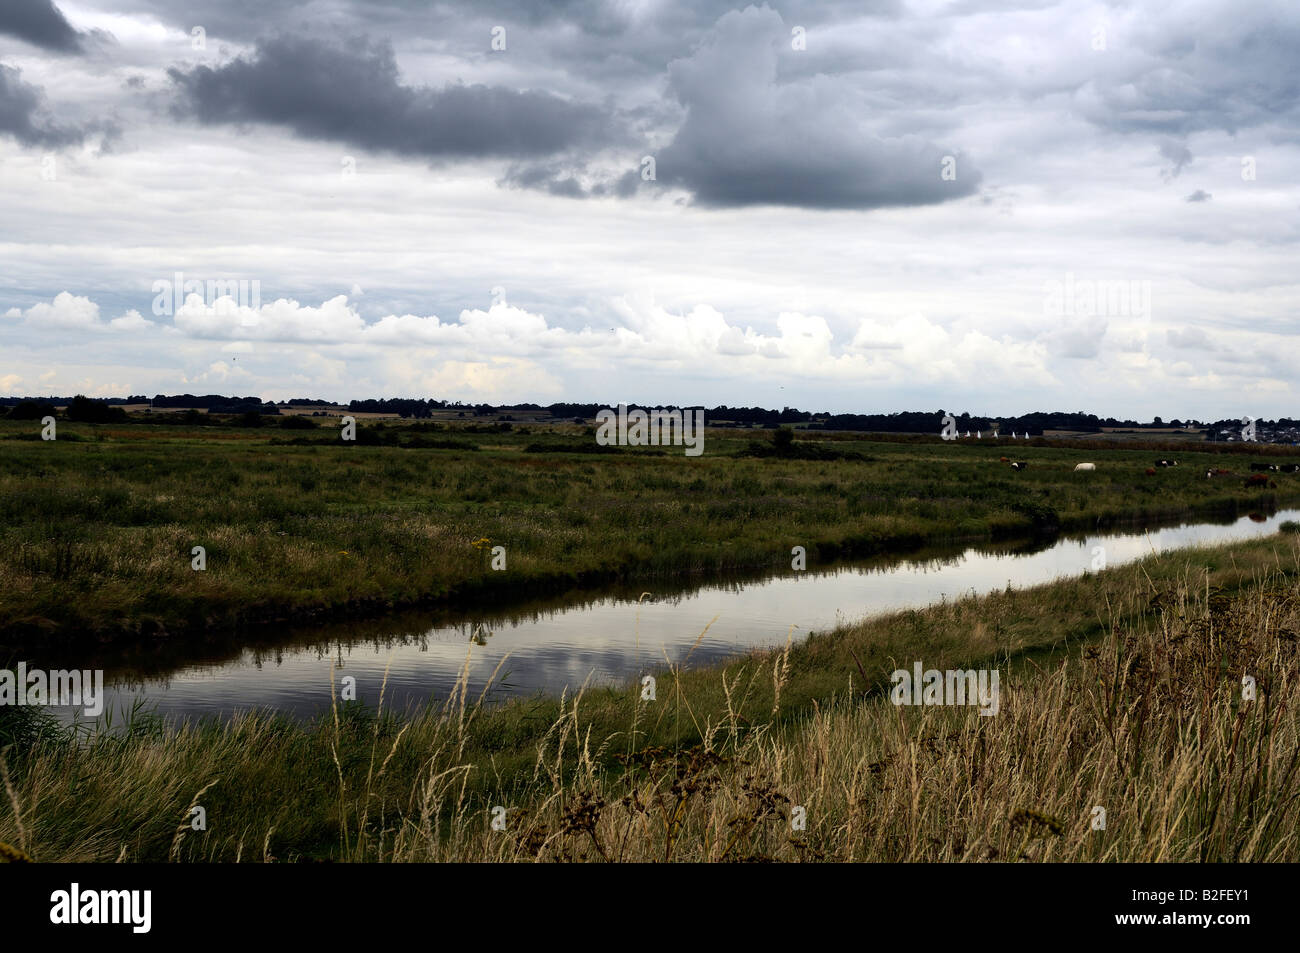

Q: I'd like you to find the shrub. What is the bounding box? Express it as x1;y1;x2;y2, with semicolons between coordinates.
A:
65;395;127;423
1010;499;1061;531
0;692;65;750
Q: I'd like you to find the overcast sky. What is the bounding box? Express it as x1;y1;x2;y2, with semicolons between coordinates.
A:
1;0;1296;418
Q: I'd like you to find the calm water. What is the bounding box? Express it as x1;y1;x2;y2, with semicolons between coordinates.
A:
52;508;1300;725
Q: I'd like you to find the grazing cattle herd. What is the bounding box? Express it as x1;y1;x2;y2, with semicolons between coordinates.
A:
993;453;1297;490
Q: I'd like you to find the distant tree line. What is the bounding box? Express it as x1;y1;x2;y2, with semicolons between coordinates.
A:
348;398;443;417
4;395;127;422
142;394;279;414
2;393;1295;435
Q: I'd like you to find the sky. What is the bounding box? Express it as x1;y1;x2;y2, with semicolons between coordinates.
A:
1;0;1297;418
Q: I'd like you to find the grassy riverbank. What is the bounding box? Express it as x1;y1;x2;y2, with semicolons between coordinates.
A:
2;533;1298;862
2;416;1298;647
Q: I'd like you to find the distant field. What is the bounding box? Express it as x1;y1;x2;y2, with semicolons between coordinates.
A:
1049;427;1208;442
2;415;1298;647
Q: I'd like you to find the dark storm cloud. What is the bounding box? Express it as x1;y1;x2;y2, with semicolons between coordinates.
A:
640;6;981;209
0;0;82;53
0;64;90;147
167;34;620;159
502;6;980;209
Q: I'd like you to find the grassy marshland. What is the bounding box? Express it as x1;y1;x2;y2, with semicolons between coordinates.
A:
2;534;1298;862
2;416;1298;646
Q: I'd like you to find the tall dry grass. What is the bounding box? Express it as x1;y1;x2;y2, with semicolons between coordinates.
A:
354;563;1299;862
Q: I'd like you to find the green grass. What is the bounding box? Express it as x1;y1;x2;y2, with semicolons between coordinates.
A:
2;416;1298;647
2;533;1297;862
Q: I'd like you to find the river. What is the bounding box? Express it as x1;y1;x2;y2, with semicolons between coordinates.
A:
51;507;1300;725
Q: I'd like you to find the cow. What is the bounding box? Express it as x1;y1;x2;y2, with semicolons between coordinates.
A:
999;456;1009;462
1010;461;1028;470
1206;468;1234;479
1283;464;1300;473
1155;459;1178;467
1249;463;1279;472
1145;467;1157;476
1074;462;1096;472
1244;474;1273;489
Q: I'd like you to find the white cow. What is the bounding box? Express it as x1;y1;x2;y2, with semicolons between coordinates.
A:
1074;462;1096;472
